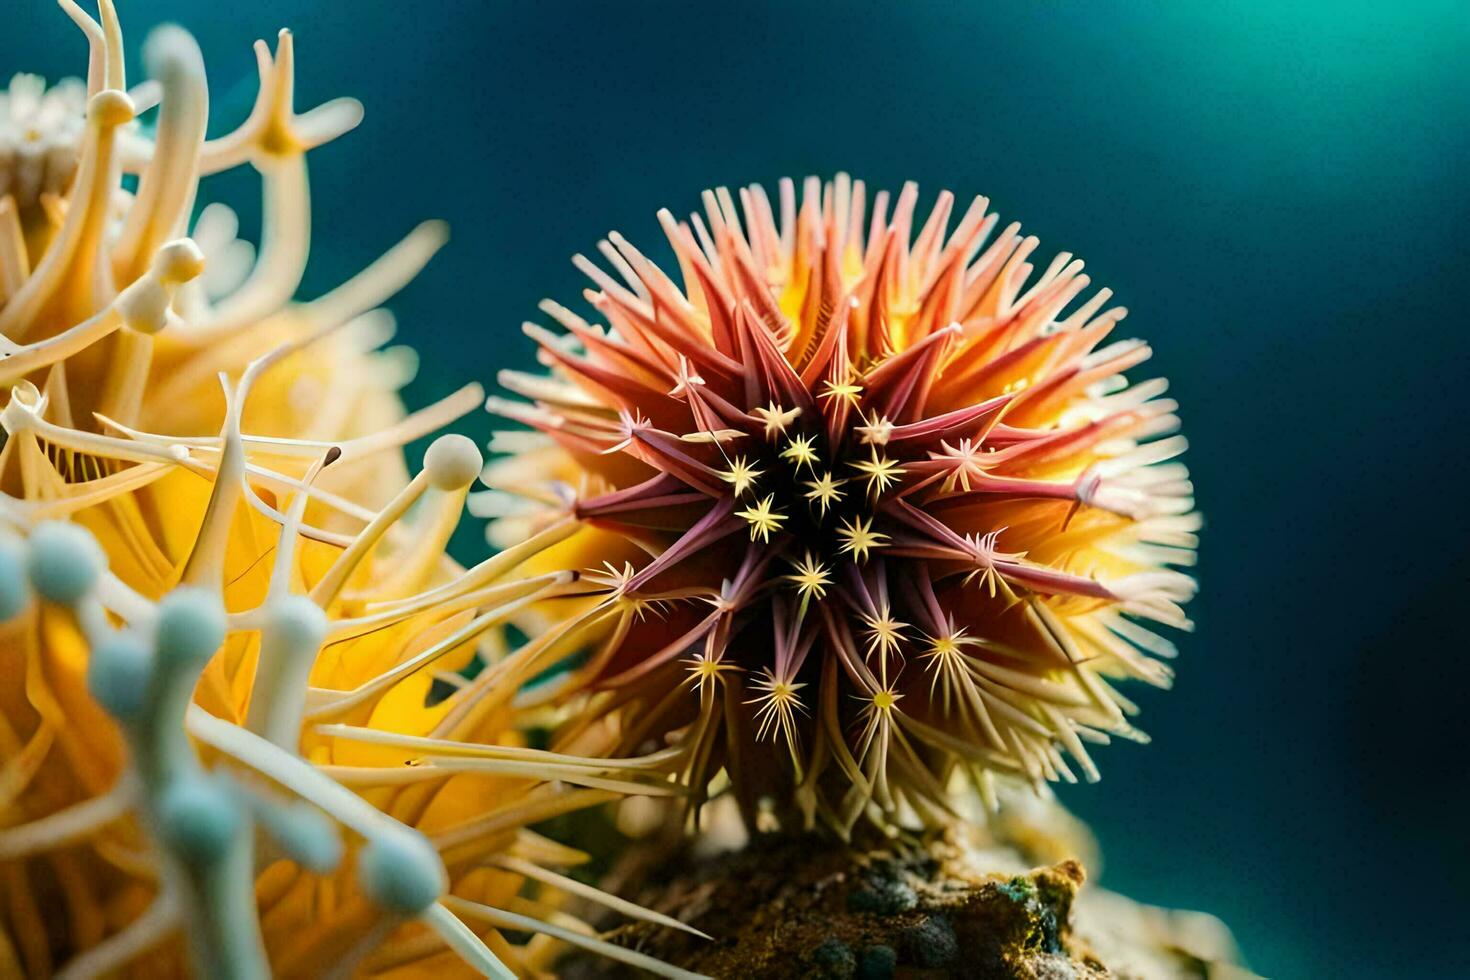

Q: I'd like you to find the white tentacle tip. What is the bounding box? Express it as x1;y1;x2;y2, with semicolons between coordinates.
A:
424;433;483;491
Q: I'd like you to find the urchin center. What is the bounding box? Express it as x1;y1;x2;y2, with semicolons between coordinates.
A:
725;416;899;573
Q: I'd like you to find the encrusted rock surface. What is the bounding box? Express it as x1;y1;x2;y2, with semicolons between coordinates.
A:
563;801;1251;979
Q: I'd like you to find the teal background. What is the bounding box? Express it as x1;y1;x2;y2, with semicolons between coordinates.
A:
6;2;1468;976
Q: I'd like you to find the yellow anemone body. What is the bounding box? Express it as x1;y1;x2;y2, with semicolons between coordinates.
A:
0;7;678;979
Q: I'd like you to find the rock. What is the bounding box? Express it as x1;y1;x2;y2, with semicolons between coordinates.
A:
810;937;857;978
561;813;1253;979
899;914;958;967
856;944;897;980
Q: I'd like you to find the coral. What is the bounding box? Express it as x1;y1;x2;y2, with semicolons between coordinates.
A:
0;3;691;976
486;175;1199;835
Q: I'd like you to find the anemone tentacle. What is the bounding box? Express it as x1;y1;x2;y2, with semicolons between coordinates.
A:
0;5;696;975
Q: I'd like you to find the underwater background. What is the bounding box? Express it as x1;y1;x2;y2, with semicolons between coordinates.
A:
5;2;1467;976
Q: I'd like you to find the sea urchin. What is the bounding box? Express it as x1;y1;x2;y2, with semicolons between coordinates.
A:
487;175;1200;835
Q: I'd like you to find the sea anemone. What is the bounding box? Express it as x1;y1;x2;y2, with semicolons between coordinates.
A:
0;0;442;508
0;4;693;976
486;175;1199;835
